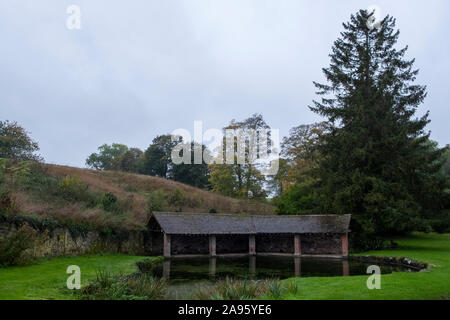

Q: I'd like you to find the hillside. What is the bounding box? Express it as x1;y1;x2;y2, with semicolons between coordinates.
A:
0;160;274;231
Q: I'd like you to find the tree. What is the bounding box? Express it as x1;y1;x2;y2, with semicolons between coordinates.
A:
0;120;41;161
142;135;179;178
309;10;447;239
171;142;211;189
272;122;327;210
267;158;289;197
86;143;128;170
209;114;269;199
225;113;269;198
439;145;450;179
281;122;328;185
117;148;144;173
209;164;237;196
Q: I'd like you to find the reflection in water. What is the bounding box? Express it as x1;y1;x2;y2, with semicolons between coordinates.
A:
163;259;171;279
294;257;301;277
249;256;256;277
342;259;350;276
209;257;216;280
156;255;416;284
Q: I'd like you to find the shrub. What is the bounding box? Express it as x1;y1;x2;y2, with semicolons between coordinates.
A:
147;189;166;212
274;184;318;215
135;257;164;274
0;190;19;215
284;281;300;296
80;269;167;300
168;188;184;206
58;175;91;202
101;192;118;212
0;226;37;266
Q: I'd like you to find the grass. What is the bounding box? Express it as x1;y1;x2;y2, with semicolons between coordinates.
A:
0;254;147;300
266;233;450;300
1;160;274;233
0;233;448;300
192;277;281;300
79;271;167;300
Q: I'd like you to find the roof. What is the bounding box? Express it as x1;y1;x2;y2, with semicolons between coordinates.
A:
149;213;351;235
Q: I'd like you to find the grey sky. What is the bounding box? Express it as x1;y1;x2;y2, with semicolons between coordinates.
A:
1;0;449;167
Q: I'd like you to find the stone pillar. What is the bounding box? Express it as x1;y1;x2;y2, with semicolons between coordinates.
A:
249;235;256;255
163;233;171;258
209;235;216;256
341;233;349;257
294;234;301;256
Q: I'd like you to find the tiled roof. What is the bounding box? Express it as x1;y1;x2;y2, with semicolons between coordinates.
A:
150;212;351;235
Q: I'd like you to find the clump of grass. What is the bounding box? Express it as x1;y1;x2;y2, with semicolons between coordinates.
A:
192;277;281;300
284;281;300;295
79;268;167;300
135;257;164;274
192;277;301;300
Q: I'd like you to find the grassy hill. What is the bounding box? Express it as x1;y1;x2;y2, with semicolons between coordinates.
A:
0;160;274;231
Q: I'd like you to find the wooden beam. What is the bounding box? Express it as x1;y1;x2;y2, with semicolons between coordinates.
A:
249;235;256;255
209;235;216;256
294;234;301;256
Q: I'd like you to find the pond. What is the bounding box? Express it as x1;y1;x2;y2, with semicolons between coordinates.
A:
150;255;418;298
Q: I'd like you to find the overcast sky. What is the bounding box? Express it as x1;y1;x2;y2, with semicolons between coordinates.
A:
1;0;449;167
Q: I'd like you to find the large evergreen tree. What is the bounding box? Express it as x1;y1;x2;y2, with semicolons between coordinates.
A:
310;10;448;240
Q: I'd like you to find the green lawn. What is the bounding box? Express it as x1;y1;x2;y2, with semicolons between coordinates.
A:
0;233;449;300
273;233;450;300
0;254;146;300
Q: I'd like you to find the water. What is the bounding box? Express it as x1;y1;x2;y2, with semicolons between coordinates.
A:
150;255;417;298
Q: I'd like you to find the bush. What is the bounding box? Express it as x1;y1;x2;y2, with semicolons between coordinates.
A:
0;226;37;266
101;192;118;212
168;188;184;206
135;257;164;274
147;189;166;212
274;184;318;215
58;175;91;202
0;190;19;215
80;269;167;300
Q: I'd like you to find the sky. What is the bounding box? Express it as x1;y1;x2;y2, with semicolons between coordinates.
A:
1;0;449;168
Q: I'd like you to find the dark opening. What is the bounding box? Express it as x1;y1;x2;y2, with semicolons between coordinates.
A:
301;234;342;255
171;235;209;255
216;234;249;254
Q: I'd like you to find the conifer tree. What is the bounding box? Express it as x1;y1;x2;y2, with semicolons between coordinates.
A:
310;10;448;241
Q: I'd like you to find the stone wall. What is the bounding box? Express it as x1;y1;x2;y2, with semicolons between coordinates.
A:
301;234;342;255
0;221;147;258
171;235;209;255
216;235;249;254
256;234;294;253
